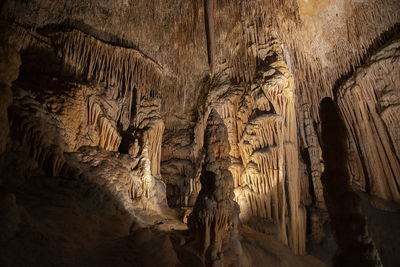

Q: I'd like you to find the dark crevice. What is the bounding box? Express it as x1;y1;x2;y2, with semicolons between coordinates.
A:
319;97;381;267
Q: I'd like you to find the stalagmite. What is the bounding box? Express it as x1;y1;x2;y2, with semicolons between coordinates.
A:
188;109;242;266
299;104;326;209
133;96;164;177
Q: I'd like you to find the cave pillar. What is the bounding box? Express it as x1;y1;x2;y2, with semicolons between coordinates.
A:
188;109;242;266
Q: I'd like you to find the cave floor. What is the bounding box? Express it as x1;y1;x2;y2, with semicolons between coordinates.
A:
1;170;327;267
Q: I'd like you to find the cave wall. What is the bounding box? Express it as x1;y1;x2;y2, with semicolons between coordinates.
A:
0;22;170;223
338;37;400;202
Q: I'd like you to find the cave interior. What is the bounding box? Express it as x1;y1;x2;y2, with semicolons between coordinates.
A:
1;0;400;266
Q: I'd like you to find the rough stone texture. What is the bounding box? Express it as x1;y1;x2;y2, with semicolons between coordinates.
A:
131;96;164;177
190;42;306;254
188;109;242;266
338;36;400;202
1;0;400;266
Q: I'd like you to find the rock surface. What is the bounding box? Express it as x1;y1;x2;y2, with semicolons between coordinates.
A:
1;0;400;266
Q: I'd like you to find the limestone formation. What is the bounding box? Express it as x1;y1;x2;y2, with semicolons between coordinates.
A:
132;96;165;177
338;36;400;202
235;49;306;255
1;0;400;266
0;44;20;153
56;30;164;102
193;42;306;254
188;109;242;266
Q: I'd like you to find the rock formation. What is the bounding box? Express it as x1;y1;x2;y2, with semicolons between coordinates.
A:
1;0;400;266
320;97;381;267
338;37;400;202
188;109;242;266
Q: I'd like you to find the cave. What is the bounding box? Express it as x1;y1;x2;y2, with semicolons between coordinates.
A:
1;1;400;267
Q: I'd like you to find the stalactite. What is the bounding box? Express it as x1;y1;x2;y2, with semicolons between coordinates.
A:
55;30;164;101
98;116;122;152
87;96;102;125
133;96;164;177
337;37;400;202
86;96;122;152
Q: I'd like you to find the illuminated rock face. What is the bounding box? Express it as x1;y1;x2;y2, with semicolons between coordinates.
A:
2;28;169;224
1;0;400;266
195;44;306;254
236;48;305;255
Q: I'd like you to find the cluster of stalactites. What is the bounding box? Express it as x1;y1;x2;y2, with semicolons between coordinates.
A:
211;0;399;130
214;0;299;84
338;38;400;202
200;46;305;254
132;96;164;177
235;81;290;244
55;30;163;101
88;96;122;152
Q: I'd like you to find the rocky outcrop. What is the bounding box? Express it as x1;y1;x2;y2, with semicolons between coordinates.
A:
9;89;65;177
64;145;168;223
0;23;22;154
0;46;19;153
